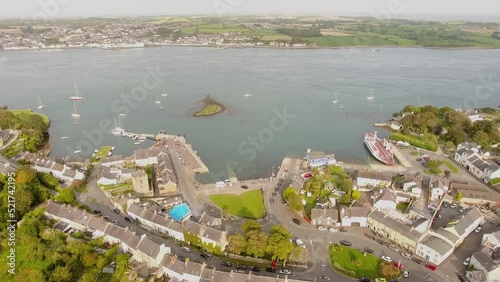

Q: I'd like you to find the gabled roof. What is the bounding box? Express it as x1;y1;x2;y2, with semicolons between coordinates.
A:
368;209;424;242
87;216;109;232
358;170;393;182
419;233;454;256
128;203;146;217
342;206;370;219
376;189;396;203
121;230;141;249
137;236;161;259
449;208;483;236
311;208;338;221
472;251;498;272
202;227;225;243
105;224;126;240
184;220;204;236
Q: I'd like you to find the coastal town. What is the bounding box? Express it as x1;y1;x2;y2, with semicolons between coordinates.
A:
1;103;500;282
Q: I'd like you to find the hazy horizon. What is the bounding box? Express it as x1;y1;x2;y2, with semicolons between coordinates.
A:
1;0;499;21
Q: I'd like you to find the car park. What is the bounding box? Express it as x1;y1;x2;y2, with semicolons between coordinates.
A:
475;227;482;233
279;269;291;275
464;257;471;266
389;245;398;252
266;267;276;273
180;246;191;253
221;261;232;267
340;240;351;246
401;253;411;259
381;256;392;262
292;218;301;225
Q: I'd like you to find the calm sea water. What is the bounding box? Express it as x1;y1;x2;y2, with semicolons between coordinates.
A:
1;47;499;180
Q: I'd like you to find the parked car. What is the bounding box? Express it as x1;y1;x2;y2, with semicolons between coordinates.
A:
375;279;387;282
236;265;247;270
93;210;102;214
304;173;312;179
364;247;374;254
329;227;339;233
401;253;411;259
277;183;282;187
279;178;284;182
381;256;392;262
463;257;471;266
241;185;249;189
425;264;437;271
403;270;410;278
200;253;211;260
279;269;292;275
180;246;191;253
103;216;111;220
266;267;276;273
292;218;301;225
235;269;246;273
437;214;442;219
377;240;385;246
270;198;274;204
113;208;121;214
221;261;232;267
340;227;348;233
412;258;423;265
389;245;399;252
249;266;260;272
459;208;465;213
443;203;449;208
475;227;482;233
359;277;371;282
111;220;118;224
340;240;351;246
450;204;457;208
392;261;403;270
317;226;327;231
124;216;133;223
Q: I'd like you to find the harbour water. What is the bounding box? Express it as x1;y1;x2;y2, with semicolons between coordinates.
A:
1;47;499;180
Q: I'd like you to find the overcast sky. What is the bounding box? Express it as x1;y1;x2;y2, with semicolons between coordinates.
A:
2;0;499;20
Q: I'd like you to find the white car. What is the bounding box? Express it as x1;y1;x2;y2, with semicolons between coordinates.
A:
317;226;327;231
459;208;465;213
279;269;291;275
295;239;306;248
389;245;399;252
450;204;457;208
464;257;471;266
401;253;411;259
381;256;392;262
329;227;339;233
403;270;410;278
475;227;482;233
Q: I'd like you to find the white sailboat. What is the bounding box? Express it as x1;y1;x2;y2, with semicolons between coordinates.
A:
60;136;69;140
332;93;338;104
158;106;164;110
70;83;84;100
367;89;375;100
71;101;80;118
161;89;168;97
37;97;45;109
155;93;161;104
111;114;124;135
74;150;82;154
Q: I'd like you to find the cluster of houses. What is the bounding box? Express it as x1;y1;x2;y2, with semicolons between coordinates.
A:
32;157;85;183
455;142;500;183
0;129;10;147
466;228;500;281
43;201;304;282
96;147;178;196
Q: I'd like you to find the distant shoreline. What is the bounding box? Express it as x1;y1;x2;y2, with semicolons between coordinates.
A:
2;44;500;53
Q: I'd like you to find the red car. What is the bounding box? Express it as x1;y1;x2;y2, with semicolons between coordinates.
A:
392;261;403;270
279;178;284;183
425;264;437;271
304;173;312;179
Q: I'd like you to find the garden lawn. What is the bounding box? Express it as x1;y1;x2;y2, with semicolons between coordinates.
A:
329;244;381;279
209;190;265;219
443;161;459;173
9;109;50;125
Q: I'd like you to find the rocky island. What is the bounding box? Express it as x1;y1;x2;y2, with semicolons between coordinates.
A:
193;95;226;117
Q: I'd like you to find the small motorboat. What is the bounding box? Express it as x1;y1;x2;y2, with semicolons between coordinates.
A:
60;136;69;140
74;150;82;154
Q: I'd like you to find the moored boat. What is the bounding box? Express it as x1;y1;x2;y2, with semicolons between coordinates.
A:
364;132;394;165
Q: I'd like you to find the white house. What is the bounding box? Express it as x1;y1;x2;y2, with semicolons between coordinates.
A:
481;228;500;252
357;171;393;188
33;158;84;183
310;208;338;227
340;206;370;227
429;176;449;201
416;233;455;265
304;150;337;168
101;155;125;167
134;148;166;167
470;251;500;282
44;201;91;231
374;189;397;210
402;173;423;198
136;235;171;267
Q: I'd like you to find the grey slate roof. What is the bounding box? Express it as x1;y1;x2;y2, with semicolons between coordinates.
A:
472;251;498;272
137;237;161;259
419;234;454;256
368;210;423;242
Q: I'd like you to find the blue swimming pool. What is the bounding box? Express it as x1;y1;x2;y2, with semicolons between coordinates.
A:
168;203;192;221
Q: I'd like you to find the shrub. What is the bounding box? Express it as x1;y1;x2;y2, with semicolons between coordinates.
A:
390;133;438;151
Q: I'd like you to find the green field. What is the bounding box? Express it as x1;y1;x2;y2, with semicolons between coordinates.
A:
91;146;112;162
443;161;459;173
9;109;50;125
209;190;265;219
181;26;198;35
329;244;382;279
